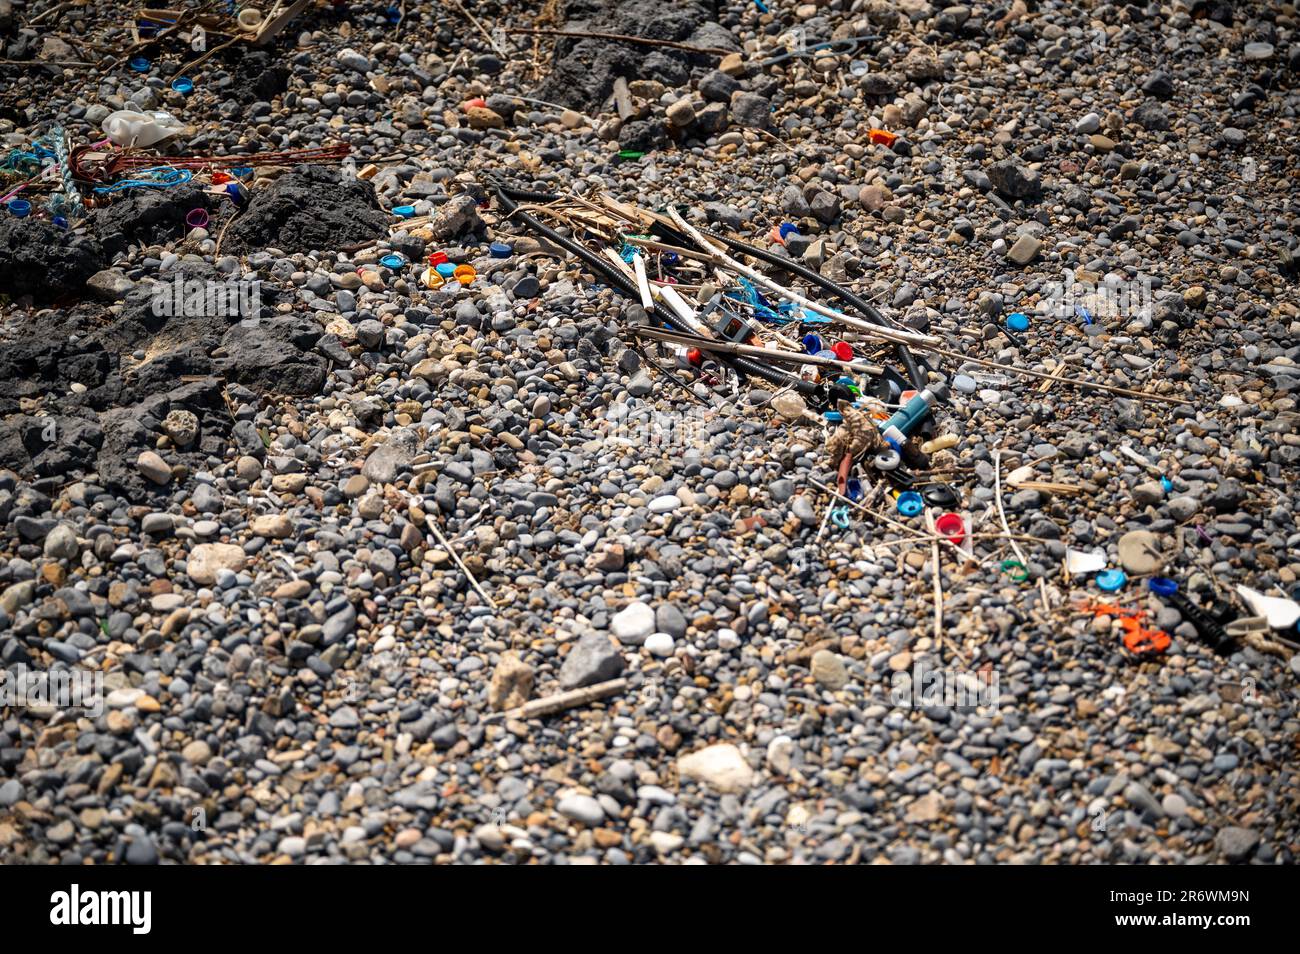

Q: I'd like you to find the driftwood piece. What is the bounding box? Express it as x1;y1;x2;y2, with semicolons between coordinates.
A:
253;0;311;46
506;678;627;720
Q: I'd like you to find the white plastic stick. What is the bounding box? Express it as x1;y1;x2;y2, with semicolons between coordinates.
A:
632;252;654;309
666;207;938;349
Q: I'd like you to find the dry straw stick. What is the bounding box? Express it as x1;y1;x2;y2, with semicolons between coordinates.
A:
505;678;628;720
424;515;497;609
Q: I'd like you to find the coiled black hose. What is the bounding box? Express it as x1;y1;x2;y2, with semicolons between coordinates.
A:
489;179;819;396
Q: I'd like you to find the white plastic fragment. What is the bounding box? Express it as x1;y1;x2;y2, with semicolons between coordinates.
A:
1235;585;1300;629
101;110;186;147
1065;548;1107;575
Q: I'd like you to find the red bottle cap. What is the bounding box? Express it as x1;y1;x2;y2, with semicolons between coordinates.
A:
935;512;965;544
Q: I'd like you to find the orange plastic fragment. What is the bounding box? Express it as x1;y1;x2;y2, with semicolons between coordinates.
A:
868;128;898;147
1076;600;1169;656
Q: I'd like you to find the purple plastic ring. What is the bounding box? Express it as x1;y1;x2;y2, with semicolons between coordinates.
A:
186;208;209;229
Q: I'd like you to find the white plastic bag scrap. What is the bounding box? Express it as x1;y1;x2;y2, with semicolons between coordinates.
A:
101;110;186;148
1065;548;1106;575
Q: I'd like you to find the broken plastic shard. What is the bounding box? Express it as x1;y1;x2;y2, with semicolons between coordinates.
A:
1065;548;1107;575
771;391;807;421
1234;585;1300;629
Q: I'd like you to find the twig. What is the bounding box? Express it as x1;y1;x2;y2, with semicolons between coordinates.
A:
0;59;94;66
169;34;240;83
506;27;733;56
628;327;884;377
424;515;497;608
451;0;508;57
926;344;1188;405
992;450;1028;568
995;448;1051;614
809;477;969;559
252;0;311;47
612;77;634;120
28;1;74;25
212;213;235;258
504;678;627;720
925;509;967;665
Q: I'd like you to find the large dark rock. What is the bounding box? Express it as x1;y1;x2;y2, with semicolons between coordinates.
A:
0;266;336;488
986;159;1042;201
0;216;104;300
91;184;211;258
218;314;328;395
223;164;389;253
533;0;732;110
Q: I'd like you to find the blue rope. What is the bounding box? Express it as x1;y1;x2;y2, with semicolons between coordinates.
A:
93;166;192;194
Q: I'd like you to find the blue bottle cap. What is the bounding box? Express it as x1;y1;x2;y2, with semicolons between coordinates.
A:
489;241;512;258
823;410;842;423
171;76;193;94
225;182;248;205
1096;568;1128;592
379;253;405;269
434;262;456;277
896;491;923;517
779;222;799;239
1147;577;1178;596
1007;312;1030;331
129;56;151;72
802;333;822;354
8;199;32;217
52;215;68;229
392;205;416;218
846;478;863;502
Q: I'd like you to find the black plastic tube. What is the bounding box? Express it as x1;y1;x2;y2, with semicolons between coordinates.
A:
489;180;819;396
697;228;928;390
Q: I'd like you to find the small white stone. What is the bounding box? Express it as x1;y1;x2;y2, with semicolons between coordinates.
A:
644;633;675;657
678;743;756;793
556;794;604;826
610;601;655;645
648;494;681;514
